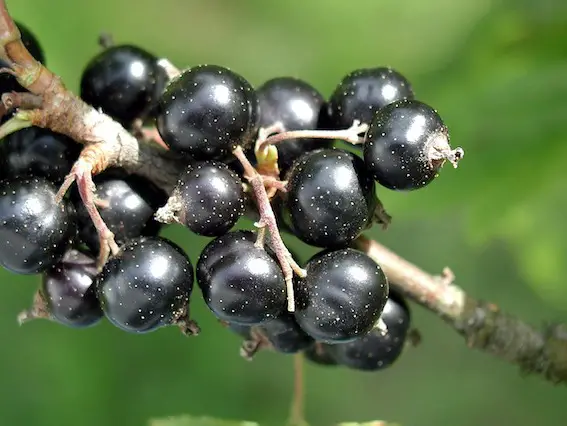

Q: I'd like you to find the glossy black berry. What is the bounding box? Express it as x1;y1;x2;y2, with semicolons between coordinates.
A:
0;177;76;274
259;313;314;353
256;77;330;173
327;290;411;371
284;149;377;248
304;343;338;367
172;161;245;236
294;248;388;343
364;99;454;190
95;236;194;333
75;170;167;253
41;249;102;328
0;127;80;183
196;230;258;287
226;312;313;354
0;22;45;96
156;64;258;160
80;45;166;125
198;246;286;325
327;67;413;130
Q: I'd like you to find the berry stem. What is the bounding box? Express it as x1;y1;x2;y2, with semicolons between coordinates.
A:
233;146;306;312
17;290;50;325
354;234;567;385
156;58;181;80
288;353;307;426
56;153;120;269
372;198;392;230
257;120;368;153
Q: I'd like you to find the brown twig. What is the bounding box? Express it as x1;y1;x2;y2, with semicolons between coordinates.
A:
288;353;307;426
354;234;567;385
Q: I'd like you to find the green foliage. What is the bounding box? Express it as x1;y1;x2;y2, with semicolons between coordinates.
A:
150;415;259;426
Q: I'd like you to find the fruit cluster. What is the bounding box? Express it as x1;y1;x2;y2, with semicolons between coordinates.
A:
0;22;463;372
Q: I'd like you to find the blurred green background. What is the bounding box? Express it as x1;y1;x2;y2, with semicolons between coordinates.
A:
2;0;567;425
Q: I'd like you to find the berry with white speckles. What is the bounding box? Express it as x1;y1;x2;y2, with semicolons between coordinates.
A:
326;67;414;130
74;170;167;253
259;313;314;353
196;230;263;287
80;45;167;126
0;127;80;184
0;176;77;274
326;290;411;371
294;248;388;343
95;236;194;333
174;161;245;236
156;64;258;160
198;245;286;325
363;99;453;190
256;77;330;173
41;248;103;328
283;148;377;248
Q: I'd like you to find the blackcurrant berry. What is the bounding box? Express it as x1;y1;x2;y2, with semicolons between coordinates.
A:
0;177;76;274
171;161;245;236
304;343;338;367
0;127;80;183
196;230;259;287
80;45;166;125
74;170;167;253
363;99;462;190
156;64;258;161
95;236;194;333
41;248;103;328
256;77;331;173
294;248;388;343
327;67;414;129
0;21;45;96
259;313;314;353
284;148;377;248
227;312;313;354
198;246;286;325
326;290;411;371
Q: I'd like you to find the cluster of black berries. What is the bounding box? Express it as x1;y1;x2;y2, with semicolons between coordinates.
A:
0;22;463;372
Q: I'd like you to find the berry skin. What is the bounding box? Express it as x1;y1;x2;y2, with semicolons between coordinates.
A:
95;236;194;333
326;290;411;371
75;170;167;253
228;313;313;354
364;99;456;190
172;161;245;236
256;77;331;173
0;21;45;96
0;127;80;183
0;177;76;274
156;64;258;161
41;249;103;328
259;313;314;354
80;45;166;125
304;343;338;367
294;248;389;343
327;67;414;129
196;230;259;287
198;246;286;325
284;148;377;248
